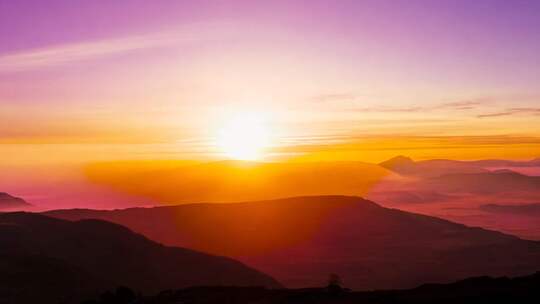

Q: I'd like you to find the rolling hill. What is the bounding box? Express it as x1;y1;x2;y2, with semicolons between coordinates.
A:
85;272;540;304
422;171;540;194
380;156;488;178
380;156;540;178
47;196;540;290
0;212;280;304
0;192;32;211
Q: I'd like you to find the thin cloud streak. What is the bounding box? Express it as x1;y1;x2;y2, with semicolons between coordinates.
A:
273;134;540;154
311;93;357;103
0;23;226;72
477;112;514;118
441;100;486;110
347;99;488;113
478;107;540;118
309;93;490;113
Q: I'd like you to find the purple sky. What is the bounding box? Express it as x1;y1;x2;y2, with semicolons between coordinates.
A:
1;0;540;160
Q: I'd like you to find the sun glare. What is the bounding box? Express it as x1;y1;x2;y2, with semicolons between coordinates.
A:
217;111;271;161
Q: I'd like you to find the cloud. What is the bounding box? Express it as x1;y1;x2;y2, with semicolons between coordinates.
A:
0;36;170;72
275;134;540;153
315;95;540;119
348;106;423;113
308;93;474;114
310;92;491;113
271;134;540;163
477;107;540;118
477;112;514;118
347;99;488;113
0;23;225;72
510;107;540;114
310;93;357;103
439;100;486;110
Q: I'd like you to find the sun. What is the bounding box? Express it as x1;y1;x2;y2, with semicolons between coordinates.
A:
216;111;271;160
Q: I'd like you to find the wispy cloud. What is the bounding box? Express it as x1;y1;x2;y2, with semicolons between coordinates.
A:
440;100;485;110
477;112;514;118
274;134;540;154
0;24;225;72
347;98;488;113
348;106;423;113
311;93;357;103
478;107;540;118
309;92;490;113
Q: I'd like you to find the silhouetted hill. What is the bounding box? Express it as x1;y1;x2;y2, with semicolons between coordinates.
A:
0;192;31;211
423;171;540;194
380;157;487;177
84;272;540;303
380;156;540;178
46;196;540;290
379;155;415;171
0;254;107;304
470;158;540;168
0;213;280;304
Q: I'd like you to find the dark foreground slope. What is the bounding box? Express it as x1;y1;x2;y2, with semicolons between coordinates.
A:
47;196;540;290
85;272;540;304
0;213;280;304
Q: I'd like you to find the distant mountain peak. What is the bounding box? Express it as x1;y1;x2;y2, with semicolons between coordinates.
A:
0;192;31;211
491;169;522;175
379;155;415;168
390;155;414;162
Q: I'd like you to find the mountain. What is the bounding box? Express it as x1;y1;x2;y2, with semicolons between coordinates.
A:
0;192;31;211
470;158;540;168
379;155;415;171
366;190;457;204
47;196;540;290
0;212;280;304
84;160;394;203
380;156;540;178
422;171;540;194
85;272;540;304
380;156;487;178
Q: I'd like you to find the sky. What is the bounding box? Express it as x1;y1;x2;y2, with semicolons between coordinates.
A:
1;0;540;166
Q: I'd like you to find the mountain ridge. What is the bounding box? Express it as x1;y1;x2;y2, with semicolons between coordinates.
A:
83;271;540;304
0;212;281;304
46;195;540;290
0;192;32;211
380;156;540;178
